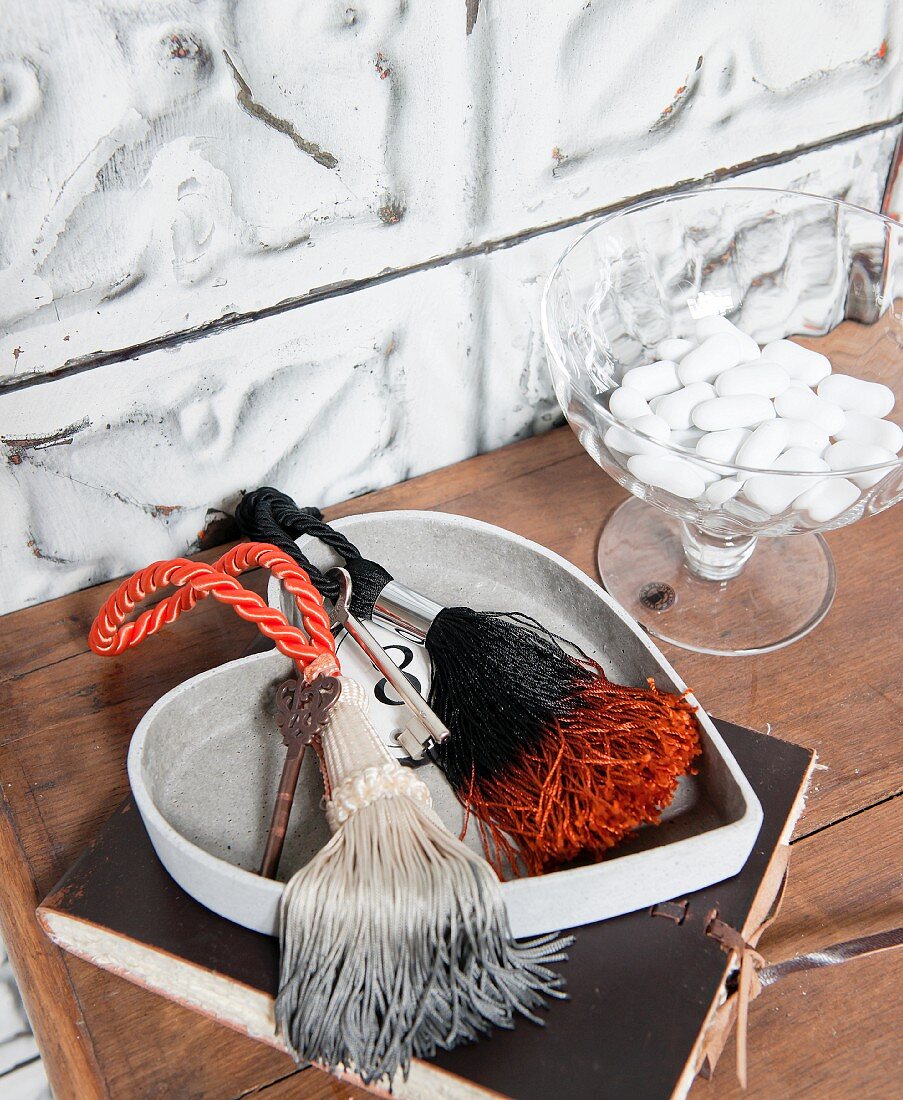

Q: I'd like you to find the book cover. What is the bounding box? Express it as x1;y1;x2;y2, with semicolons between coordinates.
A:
38;720;814;1100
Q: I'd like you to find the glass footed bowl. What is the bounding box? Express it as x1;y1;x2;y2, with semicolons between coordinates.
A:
542;187;903;656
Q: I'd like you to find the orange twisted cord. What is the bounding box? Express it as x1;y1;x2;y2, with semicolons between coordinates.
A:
88;544;337;676
210;543;336;657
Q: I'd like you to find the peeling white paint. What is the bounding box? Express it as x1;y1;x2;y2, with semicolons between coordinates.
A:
0;1;900;377
1;263;478;611
0;128;897;615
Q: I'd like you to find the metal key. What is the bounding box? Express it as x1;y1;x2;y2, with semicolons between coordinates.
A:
258;673;341;878
327;567;450;760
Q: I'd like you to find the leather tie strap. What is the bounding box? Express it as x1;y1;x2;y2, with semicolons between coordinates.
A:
705;915;903;1089
706;914;765;1087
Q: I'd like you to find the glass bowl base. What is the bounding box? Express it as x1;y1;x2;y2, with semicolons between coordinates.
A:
597;498;836;656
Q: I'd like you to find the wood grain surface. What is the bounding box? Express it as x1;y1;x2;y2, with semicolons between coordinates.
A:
690;797;903;1100
0;425;900;1098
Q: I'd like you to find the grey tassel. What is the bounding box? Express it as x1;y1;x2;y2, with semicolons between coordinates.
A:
275;678;571;1086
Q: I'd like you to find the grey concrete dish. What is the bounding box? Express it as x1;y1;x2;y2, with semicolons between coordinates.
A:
129;510;762;938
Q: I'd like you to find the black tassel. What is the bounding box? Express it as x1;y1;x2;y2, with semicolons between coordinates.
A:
235;490;390;618
426;607;594;786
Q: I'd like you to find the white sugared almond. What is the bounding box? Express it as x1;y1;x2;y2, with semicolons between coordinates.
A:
823;440;897;489
773;387;845;436
609;386;650;421
695;427;751;463
654;383;716;430
735;420;791;468
715;361;791;398
692;395;775;431
621;360;681;399
794;478;860;523
817;374;894;419
762;340;831;386
678;335;742;385
833;411;902;454
627;454;707;499
657;337;696;362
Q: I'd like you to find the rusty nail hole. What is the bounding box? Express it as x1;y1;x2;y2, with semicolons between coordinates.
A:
639;581;676;611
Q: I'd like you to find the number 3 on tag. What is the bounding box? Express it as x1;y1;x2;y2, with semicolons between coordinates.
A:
334;622;432;758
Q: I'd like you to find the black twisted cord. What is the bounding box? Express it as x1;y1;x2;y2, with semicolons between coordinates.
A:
235;487;392;616
235;488;338;601
266;492;363;563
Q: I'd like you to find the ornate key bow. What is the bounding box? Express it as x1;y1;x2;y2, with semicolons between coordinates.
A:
276;674;342;746
261;674;342;878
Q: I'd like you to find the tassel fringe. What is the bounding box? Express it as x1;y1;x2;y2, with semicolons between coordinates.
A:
277;677;571;1085
428;607;702;876
461;674;700;876
428;608;597;785
276;796;570;1084
234;493;703;878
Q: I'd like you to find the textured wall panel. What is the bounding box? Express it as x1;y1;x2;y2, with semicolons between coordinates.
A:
1;1;901;380
480;0;902;232
479;127;901;460
1;129;897;614
0;0;469;378
1;264;483;611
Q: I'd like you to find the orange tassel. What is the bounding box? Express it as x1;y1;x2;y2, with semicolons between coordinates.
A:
463;670;701;876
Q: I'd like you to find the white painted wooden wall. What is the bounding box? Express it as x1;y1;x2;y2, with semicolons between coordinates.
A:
0;2;901;621
0;938;49;1099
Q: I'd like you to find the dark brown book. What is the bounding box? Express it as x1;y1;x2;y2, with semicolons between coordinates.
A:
38;720;813;1100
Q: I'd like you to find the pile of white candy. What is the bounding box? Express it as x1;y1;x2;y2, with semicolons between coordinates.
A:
604;316;901;523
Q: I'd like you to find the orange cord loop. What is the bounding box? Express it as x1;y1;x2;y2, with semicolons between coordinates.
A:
211;543;336;657
89;543;338;677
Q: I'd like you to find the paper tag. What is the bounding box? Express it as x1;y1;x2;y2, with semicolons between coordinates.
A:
334;621;433;759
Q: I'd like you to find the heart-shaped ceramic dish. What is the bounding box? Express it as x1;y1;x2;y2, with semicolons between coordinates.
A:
129;510;761;937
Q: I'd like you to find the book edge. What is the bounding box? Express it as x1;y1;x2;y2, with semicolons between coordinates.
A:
37;908;283;1049
37;740;818;1100
36;909;508;1099
671;746;817;1100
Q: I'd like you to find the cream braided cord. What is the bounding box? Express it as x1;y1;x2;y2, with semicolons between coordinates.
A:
322;678;432;831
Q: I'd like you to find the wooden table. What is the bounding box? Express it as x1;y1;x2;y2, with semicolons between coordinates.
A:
2;427;901;1099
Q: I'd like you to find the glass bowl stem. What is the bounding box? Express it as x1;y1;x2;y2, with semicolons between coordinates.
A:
680;524;757;581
